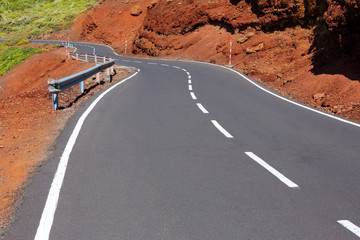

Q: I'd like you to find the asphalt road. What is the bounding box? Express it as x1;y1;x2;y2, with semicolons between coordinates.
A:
4;42;360;239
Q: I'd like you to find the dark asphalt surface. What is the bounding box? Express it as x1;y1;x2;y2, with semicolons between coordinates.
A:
4;42;360;239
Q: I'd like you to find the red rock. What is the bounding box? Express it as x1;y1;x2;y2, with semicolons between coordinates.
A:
130;5;142;16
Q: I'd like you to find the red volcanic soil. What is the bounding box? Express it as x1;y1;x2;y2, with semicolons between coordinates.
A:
53;0;360;122
0;45;131;231
1;0;358;233
0;47;94;230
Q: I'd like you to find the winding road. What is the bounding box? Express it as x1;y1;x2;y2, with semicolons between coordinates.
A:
5;42;360;239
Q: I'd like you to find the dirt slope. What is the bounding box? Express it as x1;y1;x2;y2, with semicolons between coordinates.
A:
0;47;95;230
0;0;357;233
0;45;133;231
56;0;360;122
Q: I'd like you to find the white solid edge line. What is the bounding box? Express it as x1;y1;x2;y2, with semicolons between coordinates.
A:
216;65;360;129
190;92;197;100
68;41;360;129
211;120;233;138
245;152;299;189
34;70;140;240
338;220;360;237
197;103;209;114
189;85;193;91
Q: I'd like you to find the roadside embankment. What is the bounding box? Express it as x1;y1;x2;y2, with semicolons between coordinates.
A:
0;45;133;231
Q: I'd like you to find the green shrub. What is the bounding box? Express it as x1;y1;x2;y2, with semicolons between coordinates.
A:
0;46;46;75
0;0;98;39
52;44;61;49
16;38;29;45
1;38;30;46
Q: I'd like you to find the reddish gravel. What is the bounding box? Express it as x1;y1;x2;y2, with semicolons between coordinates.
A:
1;0;359;232
52;0;360;122
0;46;132;231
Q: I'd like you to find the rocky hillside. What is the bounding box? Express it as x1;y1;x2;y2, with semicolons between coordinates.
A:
59;0;360;121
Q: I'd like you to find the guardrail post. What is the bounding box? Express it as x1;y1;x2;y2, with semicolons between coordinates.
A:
80;81;84;93
76;53;79;60
94;55;97;63
103;56;106;63
52;93;59;110
48;60;115;110
85;54;88;62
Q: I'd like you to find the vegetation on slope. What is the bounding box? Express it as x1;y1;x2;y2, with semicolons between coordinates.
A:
0;0;98;39
0;39;46;75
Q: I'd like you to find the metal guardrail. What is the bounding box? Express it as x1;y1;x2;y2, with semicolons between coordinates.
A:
48;56;115;110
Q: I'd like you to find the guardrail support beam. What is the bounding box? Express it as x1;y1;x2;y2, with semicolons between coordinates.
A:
80;81;84;93
52;93;59;110
48;59;115;110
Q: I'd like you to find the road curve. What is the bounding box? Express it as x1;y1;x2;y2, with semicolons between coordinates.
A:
4;41;360;239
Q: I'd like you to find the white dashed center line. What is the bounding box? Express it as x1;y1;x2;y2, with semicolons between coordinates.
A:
245;152;299;189
147;62;157;65
188;80;192;84
133;60;142;63
122;60;131;62
161;64;170;67
196;103;209;114
338;220;360;237
190;92;197;100
172;66;181;69
211;120;233;138
189;85;193;91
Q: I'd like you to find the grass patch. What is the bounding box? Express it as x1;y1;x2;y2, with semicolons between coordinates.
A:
0;0;98;39
52;44;62;49
0;40;46;75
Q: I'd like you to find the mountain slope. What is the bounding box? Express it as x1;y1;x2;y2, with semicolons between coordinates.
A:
62;0;360;122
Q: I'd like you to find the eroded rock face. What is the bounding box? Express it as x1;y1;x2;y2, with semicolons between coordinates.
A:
75;0;359;64
133;0;322;55
309;0;360;69
323;0;360;56
324;0;359;32
132;0;358;63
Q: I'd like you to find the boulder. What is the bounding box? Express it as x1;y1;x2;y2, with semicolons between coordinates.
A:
237;32;255;44
313;93;326;100
130;5;142;16
246;42;264;54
